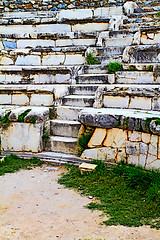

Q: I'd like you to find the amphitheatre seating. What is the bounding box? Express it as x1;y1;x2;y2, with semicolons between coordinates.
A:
0;0;160;168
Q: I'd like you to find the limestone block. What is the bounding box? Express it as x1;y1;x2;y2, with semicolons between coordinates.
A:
109;16;123;31
0;74;5;83
64;55;85;65
129;97;151;110
15;55;41;66
33;74;54;84
88;128;107;148
72;23;109;32
127;155;139;166
104;128;127;148
139;154;146;168
17;40;55;48
81;148;98;159
37;24;71;34
5;74;22;84
55;74;71;84
116;71;154;84
103;96;129;108
58;9;92;21
124;1;138;16
30;94;53;106
142;133;150;144
116;148;126;163
126;141;140;155
146;154;157;165
0;57;14;65
0;25;36;38
152;98;160;111
150;119;160;135
1;123;43;153
42;54;65;66
56;39;72;47
140;143;148;155
94;7;123;18
146;160;160;170
0;94;11;104
12;94;29;105
0;41;4;50
24;107;49;122
54;85;70;100
149;135;158;156
133;31;140;45
129;131;142;142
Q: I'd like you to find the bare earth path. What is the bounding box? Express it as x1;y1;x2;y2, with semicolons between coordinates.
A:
0;165;160;240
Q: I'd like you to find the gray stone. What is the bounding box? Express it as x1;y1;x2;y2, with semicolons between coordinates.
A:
150;120;160;135
126;141;140;155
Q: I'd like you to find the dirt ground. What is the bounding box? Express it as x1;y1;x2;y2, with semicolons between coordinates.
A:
0;165;160;240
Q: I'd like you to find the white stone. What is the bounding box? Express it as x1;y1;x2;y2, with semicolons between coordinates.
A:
88;128;107;148
0;94;11;104
37;24;71;34
81;148;98;159
127;155;139;166
129;97;151;110
0;56;14;65
30;94;53;106
0;41;4;50
109;16;123;31
129;131;142;142
42;54;65;66
116;148;126;163
149;135;158;156
97;31;109;47
146;154;157;165
81;147;116;162
55;74;71;84
15;55;41;66
133;31;141;45
12;94;29;105
116;71;154;84
94;7;123;18
122;46;130;63
104;128;127;148
58;9;92;21
17;40;55;49
142;133;151;144
64;55;85;65
146;160;160;170
140;143;148;155
72;23;109;32
54;85;70;100
124;1;138;16
139;154;146;167
0;25;36;38
103;96;129;108
1;123;43;153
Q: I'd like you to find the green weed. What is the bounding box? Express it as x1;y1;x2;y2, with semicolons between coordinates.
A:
17;109;31;122
0;154;43;176
77;130;93;157
85;53;100;65
0;111;11;129
58;162;160;229
107;62;123;73
156;12;160;17
42;126;50;144
49;106;57;120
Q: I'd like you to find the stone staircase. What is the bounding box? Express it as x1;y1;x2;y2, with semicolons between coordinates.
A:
0;1;160;158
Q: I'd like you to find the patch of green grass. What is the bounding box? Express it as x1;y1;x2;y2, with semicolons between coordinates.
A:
107;62;123;73
85;53;100;65
77;130;94;157
42;126;50;144
0;154;43;176
156;12;160;17
17;109;31;122
58;161;160;229
0;111;11;129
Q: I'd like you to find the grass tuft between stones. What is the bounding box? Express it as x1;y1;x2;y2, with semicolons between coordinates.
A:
58;161;160;229
0;154;43;176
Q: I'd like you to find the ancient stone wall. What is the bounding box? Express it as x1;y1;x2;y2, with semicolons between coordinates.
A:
0;0;159;12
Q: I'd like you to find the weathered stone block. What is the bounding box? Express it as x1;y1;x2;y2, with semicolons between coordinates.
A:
116;71;154;84
94;7;123;18
129;97;151;110
146;154;157;165
15;55;41;66
0;56;14;65
116;148;126;163
129;131;142;142
58;9;92;21
37;24;71;34
142;133;150;144
72;23;109;32
127;155;139;166
17;39;55;48
103;96;129;108
0;94;11;104
12;94;29;105
30;94;53;106
1;123;43;153
81;147;116;162
139;154;146;168
104;128;127;148
126;141;140;155
146;160;160;170
140;142;148;155
64;55;85;65
88;128;107;148
42;54;65;66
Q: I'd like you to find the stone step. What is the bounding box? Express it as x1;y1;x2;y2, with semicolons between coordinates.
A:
62;95;95;107
57;106;87;121
45;136;78;154
76;73;115;84
79;107;160;133
70;84;101;95
103;84;160;111
50;119;81;138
